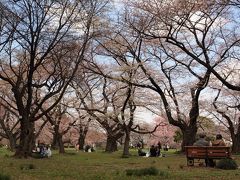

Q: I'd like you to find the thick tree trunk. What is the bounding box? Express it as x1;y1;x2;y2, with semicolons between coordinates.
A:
181;125;197;152
14;119;34;158
51;134;58;149
105;136;118;152
231;134;240;153
52;133;65;153
58;134;65;153
122;131;131;157
78;134;86;150
8;135;17;152
52;126;65;153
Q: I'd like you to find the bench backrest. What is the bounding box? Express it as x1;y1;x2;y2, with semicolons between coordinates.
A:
185;146;231;159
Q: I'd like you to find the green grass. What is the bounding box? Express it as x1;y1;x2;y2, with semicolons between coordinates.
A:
0;147;240;180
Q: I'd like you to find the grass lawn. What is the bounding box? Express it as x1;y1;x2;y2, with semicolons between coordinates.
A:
0;147;240;180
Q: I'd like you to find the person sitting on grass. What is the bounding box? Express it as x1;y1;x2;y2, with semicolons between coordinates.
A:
85;145;91;152
150;145;157;157
46;145;52;158
138;147;146;156
39;143;46;158
90;146;95;152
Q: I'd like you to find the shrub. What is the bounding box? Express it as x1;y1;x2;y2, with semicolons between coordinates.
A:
216;159;238;170
0;173;11;180
20;164;36;170
126;166;159;176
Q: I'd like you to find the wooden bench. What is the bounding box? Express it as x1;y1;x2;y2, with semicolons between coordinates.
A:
185;146;231;166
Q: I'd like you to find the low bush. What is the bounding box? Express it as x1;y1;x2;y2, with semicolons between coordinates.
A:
20;164;36;170
216;159;238;170
126;166;159;176
0;173;11;180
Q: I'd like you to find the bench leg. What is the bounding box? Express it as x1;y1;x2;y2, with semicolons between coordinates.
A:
187;158;194;166
206;159;215;167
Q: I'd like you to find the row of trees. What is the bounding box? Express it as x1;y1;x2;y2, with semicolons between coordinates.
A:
0;0;239;158
123;0;239;152
0;0;109;157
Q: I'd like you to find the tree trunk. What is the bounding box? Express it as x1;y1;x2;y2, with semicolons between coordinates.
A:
181;125;197;152
51;134;57;149
231;134;240;153
122;131;131;157
58;134;65;153
52;125;60;149
51;125;65;153
8;135;17;152
105;135;118;152
14;119;34;158
78;134;86;150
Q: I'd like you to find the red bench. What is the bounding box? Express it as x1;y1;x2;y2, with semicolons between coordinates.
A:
185;146;231;166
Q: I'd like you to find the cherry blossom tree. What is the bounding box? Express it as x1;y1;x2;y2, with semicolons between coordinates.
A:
72;73;125;152
0;0;107;158
113;0;239;150
212;87;240;152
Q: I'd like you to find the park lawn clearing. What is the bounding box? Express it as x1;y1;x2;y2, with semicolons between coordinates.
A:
0;148;240;180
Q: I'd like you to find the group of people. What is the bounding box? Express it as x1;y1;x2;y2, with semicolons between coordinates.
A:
150;142;162;157
193;133;226;167
33;143;52;158
75;144;95;152
84;144;95;152
138;141;162;157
